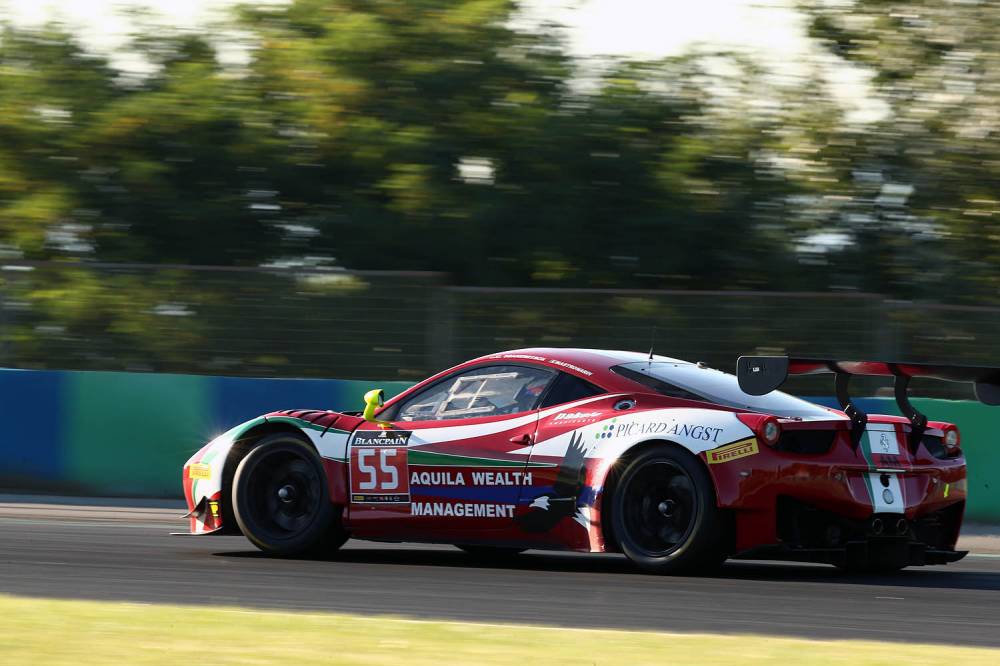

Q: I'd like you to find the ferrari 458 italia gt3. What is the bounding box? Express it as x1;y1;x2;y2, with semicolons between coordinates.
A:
182;348;999;572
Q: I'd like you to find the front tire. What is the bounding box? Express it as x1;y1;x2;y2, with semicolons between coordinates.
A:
611;445;727;573
232;434;346;556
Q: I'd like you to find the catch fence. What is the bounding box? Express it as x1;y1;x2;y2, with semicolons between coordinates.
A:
2;261;998;398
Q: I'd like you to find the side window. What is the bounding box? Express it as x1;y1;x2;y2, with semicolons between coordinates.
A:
539;372;605;408
611;365;706;402
395;365;556;422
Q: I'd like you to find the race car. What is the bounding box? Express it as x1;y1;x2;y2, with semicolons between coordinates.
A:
181;348;1000;572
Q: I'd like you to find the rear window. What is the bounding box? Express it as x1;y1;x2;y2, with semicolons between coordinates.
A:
612;362;833;418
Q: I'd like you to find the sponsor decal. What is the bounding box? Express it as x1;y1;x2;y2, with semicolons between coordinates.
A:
706;438;759;464
882;488;894;504
547;359;594;376
411;471;466;486
554;411;602;422
353;493;409;503
471;471;532;486
350;430;412;504
188;463;211;480
485;354;594;375
496;353;547;362
354;429;411;447
411;502;516;518
407;471;534;486
595;417;725;443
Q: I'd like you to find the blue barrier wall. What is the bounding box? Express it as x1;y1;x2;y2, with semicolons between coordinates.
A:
0;368;411;497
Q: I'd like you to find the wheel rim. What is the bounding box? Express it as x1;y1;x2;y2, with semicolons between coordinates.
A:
244;448;322;541
620;460;698;557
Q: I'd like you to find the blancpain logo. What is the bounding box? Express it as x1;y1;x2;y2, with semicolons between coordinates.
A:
554;411;601;421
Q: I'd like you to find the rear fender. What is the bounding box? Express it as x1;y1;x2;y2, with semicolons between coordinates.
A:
528;407;756;552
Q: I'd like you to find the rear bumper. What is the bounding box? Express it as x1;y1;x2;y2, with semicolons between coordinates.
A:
732;497;967;567
708;435;967;553
736;539;967;568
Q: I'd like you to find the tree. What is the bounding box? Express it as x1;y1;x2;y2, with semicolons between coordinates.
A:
805;0;1000;303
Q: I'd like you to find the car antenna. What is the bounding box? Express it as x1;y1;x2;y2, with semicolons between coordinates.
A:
647;325;656;367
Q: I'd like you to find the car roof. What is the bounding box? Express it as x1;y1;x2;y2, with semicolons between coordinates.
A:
483;347;692;369
378;347;701;413
469;347;696;390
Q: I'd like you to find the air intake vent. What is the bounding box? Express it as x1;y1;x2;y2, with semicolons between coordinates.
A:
775;430;836;454
922;435;960;460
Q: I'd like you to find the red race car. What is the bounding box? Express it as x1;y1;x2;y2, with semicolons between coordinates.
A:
181;348;1000;572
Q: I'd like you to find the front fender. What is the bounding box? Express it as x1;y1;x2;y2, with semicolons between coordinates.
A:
181;411;361;534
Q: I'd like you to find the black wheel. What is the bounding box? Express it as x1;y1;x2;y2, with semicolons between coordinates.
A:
611;446;727;573
456;545;526;559
232;434;347;556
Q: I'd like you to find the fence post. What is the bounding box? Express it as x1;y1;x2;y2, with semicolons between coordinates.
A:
427;286;456;375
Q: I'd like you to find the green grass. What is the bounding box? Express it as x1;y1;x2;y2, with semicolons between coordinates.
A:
0;594;995;665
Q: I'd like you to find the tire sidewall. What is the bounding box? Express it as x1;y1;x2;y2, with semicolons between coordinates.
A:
232;434;335;556
612;445;723;573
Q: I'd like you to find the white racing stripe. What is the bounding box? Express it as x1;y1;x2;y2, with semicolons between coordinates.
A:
867;472;905;514
401;393;624;446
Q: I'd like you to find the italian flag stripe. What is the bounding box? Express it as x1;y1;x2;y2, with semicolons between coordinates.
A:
858;431;877;509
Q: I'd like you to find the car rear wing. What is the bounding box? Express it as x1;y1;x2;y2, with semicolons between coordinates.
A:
736;356;1000;449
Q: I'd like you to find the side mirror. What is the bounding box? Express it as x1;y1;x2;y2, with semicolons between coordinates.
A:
362;388;385;423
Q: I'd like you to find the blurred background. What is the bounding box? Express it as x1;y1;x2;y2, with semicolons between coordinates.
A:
1;0;999;397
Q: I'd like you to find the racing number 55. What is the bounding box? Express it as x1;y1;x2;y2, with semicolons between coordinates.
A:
356;447;400;490
349;431;411;503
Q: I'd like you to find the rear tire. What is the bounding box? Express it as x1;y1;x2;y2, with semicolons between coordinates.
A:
611;445;727;574
232;434;347;556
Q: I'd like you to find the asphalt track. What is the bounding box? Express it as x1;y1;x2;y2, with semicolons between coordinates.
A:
2;498;1000;647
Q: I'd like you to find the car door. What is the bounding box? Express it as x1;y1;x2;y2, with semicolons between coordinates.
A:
512;372;610;549
344;363;557;542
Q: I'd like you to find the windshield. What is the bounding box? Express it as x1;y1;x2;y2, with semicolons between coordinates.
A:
614;362;835;418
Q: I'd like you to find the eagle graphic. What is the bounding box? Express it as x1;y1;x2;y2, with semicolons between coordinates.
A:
516;431;589;533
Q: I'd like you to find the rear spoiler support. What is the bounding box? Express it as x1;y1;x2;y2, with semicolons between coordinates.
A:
834;372;867;450
737;355;1000;451
892;371;927;452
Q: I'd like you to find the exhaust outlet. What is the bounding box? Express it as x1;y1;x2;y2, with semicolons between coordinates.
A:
895;518;909;535
871;517;885;536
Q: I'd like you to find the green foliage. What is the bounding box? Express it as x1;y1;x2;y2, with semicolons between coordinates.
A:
804;0;1000;302
1;0;999;375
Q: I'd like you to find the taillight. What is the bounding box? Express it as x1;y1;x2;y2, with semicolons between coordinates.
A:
760;418;782;446
736;413;782;447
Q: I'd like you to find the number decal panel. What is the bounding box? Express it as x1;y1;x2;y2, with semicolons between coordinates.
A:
350;430;411;504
